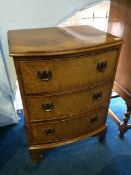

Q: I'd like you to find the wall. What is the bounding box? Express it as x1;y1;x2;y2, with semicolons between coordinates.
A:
0;48;19;126
0;0;101;94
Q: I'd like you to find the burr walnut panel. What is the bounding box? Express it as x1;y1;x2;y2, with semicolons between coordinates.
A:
8;25;122;57
27;82;112;122
20;50;118;93
30;107;107;144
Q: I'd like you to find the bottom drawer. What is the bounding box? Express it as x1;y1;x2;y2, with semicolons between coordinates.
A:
30;107;108;144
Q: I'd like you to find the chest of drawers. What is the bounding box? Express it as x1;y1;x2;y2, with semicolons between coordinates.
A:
8;25;122;162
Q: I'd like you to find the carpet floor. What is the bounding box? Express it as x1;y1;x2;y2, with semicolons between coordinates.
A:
0;97;131;175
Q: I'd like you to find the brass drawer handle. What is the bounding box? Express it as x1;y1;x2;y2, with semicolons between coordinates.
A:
37;70;52;81
96;61;107;72
90;115;99;124
44;128;56;136
41;103;54;112
93;91;102;101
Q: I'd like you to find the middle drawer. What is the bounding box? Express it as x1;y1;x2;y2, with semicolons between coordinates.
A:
27;82;112;122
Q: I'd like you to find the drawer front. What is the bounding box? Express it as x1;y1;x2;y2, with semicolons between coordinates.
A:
20;50;118;93
27;82;112;122
30;107;107;144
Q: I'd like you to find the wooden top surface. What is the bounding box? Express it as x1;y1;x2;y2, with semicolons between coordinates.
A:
8;25;122;57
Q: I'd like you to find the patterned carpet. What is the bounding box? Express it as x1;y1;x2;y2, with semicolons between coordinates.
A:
0;97;131;175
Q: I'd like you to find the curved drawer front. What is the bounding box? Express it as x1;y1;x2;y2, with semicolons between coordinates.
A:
27;82;112;122
30;107;107;144
20;50;118;93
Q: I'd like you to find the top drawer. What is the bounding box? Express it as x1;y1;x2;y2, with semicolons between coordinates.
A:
19;50;118;94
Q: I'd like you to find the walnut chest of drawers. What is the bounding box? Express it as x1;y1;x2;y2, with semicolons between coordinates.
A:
8;25;122;162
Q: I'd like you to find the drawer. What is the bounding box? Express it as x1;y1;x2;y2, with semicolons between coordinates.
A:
30;107;107;144
27;82;112;122
20;50;118;93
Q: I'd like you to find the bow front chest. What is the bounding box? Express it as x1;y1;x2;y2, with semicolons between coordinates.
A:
8;25;122;162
